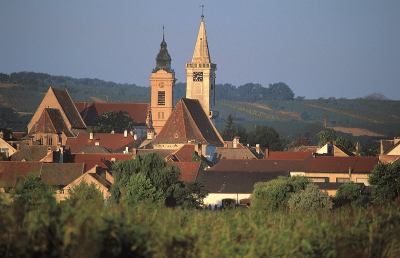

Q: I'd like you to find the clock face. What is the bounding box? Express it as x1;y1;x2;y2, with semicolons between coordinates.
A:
193;72;203;82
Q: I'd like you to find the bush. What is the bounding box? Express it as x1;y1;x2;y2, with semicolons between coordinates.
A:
369;160;400;203
288;184;333;211
252;176;310;211
334;182;370;208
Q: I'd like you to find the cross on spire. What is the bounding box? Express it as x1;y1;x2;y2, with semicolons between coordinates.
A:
162;25;165;41
200;4;204;19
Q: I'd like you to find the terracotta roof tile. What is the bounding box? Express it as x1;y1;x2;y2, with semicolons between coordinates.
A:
66;132;136;153
153;98;223;146
10;145;58;161
171;161;201;182
30;108;74;137
52;88;86;129
75;102;149;126
216;147;258;160
209;159;306;173
304;156;378;173
71;153;133;170
0;161;85;187
171;144;196;162
266;151;313;160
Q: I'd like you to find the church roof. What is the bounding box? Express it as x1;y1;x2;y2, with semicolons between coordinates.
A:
152;98;223;146
51;87;86;129
191;18;211;64
75;102;149;126
30;108;74;137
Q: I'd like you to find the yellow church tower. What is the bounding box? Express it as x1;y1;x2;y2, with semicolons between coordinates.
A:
186;14;217;119
150;29;175;134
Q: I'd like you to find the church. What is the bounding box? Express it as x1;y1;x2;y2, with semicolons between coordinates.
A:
26;14;224;160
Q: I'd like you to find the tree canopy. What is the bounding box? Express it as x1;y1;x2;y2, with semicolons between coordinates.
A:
95;111;135;133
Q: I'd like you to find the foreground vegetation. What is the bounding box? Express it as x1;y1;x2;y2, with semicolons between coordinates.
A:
1;185;399;258
0;158;399;257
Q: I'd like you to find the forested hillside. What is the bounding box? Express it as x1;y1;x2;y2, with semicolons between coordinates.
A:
1;71;399;140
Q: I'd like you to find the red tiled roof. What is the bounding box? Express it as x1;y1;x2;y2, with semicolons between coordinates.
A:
171;161;201;183
52;88;86;129
266;151;313;160
171;144;196;162
216;147;258;160
66;132;136;153
209;159;305;173
304;156;379;173
72;153;134;170
152;98;223;146
75;102;149;126
30;108;74;137
0;161;85;187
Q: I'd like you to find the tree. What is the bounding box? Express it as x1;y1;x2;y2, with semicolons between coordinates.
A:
221;114;248;142
268;82;295;100
111;153;206;208
247;125;284;151
317;128;337;146
369;160;400;203
95;111;134;133
288;184;333;211
252;176;310;211
122;173;163;205
335;136;355;153
334;182;370;208
64;182;104;208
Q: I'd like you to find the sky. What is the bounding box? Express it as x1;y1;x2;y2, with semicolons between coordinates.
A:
0;0;399;99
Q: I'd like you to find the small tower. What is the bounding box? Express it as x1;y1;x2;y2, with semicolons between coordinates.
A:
186;12;217;119
150;28;175;134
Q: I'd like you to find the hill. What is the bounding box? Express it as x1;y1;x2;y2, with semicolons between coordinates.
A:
1;72;399;141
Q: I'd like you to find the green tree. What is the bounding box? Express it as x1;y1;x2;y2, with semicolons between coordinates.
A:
252;176;310;211
335;136;355;153
221;114;248;142
317;128;337;146
95;111;134;133
288;184;333;211
111;153;206;208
64;182;104;208
122;173;163;205
334;182;370;208
11;176;59;257
369;160;400;203
247;125;283;151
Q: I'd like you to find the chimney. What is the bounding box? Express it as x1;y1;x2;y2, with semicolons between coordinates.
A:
95;141;100;146
124;130;128;138
89;132;94;140
264;148;269;159
380;140;384;155
130;130;134;136
233;136;240;148
256;144;260;154
394;137;400;145
111;130;115;134
134;134;138;141
123;146;129;154
59;146;64;163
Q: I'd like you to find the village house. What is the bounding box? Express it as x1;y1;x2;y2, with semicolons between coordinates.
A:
379;137;400;163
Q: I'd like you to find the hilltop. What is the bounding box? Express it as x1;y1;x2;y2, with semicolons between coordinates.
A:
1;72;399;140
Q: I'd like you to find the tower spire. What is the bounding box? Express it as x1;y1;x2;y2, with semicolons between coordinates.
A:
162;25;165;42
191;14;211;63
200;4;204;20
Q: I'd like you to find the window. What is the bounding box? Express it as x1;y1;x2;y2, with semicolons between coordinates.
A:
309;177;329;183
158;91;165;105
48;136;53;146
336;178;351;183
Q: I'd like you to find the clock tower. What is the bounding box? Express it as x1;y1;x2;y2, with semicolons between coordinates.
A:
150;30;175;134
186;15;217;119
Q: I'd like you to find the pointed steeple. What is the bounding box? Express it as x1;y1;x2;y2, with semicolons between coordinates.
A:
154;26;172;72
191;18;211;64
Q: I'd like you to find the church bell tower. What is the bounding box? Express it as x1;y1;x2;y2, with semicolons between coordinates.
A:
186;13;217;119
150;28;175;134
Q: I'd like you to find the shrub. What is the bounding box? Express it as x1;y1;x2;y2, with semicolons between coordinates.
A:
369;160;400;203
334;182;370;208
288;184;333;211
252;176;310;211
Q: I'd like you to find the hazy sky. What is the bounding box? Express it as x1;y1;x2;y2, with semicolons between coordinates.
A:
1;0;399;99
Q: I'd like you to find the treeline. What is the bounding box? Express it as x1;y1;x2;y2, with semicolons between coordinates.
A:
0;72;295;103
